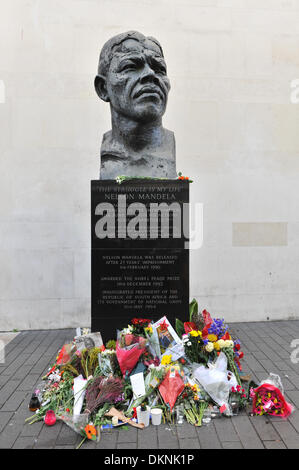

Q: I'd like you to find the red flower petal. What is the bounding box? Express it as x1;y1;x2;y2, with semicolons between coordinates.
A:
184;322;197;334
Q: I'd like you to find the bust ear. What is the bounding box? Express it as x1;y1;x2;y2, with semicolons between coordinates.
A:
94;75;110;102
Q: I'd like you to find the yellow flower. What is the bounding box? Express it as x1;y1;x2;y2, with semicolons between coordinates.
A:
197;330;202;336
190;330;199;337
145;326;153;334
214;341;220;351
207;334;217;342
161;354;172;365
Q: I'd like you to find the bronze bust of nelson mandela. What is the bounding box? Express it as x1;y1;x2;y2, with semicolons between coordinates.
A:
95;31;177;179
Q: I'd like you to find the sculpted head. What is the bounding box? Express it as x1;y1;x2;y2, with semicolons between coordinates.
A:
95;31;171;123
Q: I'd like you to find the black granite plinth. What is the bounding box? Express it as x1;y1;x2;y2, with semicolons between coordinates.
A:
91;179;189;341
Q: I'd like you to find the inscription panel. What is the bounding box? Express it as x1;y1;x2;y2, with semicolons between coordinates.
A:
91;180;189;339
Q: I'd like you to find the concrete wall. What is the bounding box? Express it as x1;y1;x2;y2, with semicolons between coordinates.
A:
1;0;299;330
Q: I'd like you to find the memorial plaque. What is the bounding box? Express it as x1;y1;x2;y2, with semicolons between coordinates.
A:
91;179;189;340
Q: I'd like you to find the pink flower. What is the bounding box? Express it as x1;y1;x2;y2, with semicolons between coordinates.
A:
44;410;56;426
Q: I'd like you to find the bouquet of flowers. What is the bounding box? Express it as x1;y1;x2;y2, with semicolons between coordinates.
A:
229;385;248;412
252;373;293;418
85;376;124;414
98;349;119;377
178;382;209;426
116;336;147;376
158;366;185;412
130;318;152;337
127;364;166;414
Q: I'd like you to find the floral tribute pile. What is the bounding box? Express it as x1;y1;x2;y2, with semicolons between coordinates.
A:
25;299;291;448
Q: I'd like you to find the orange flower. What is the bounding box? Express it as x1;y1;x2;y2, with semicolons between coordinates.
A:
85;424;97;440
178;175;190;180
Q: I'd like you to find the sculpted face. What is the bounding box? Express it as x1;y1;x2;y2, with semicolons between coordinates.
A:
104;38;171;123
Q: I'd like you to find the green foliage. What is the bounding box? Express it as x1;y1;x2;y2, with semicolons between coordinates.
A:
189;298;198;322
184;333;213;365
189;298;205;330
223;347;242;386
62;363;79;377
80;347;101;378
106;339;116;350
175;318;185;338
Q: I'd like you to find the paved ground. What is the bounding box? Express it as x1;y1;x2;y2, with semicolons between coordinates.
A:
1;321;299;449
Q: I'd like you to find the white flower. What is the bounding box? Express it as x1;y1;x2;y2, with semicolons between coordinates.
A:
217;339;225;349
224;340;234;348
48;372;61;383
102;349;115;356
149;363;164;371
187;341;192;346
205;342;214;353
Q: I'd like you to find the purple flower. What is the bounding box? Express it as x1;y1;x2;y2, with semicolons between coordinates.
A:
208;318;228;337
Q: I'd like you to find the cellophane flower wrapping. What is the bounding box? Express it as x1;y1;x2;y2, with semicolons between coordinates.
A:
158;369;185;411
73;375;87;416
252;373;293;418
56;343;73;365
59;413;100;442
116;340;146;376
98;350;115;376
192;352;238;414
59;412;89;435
